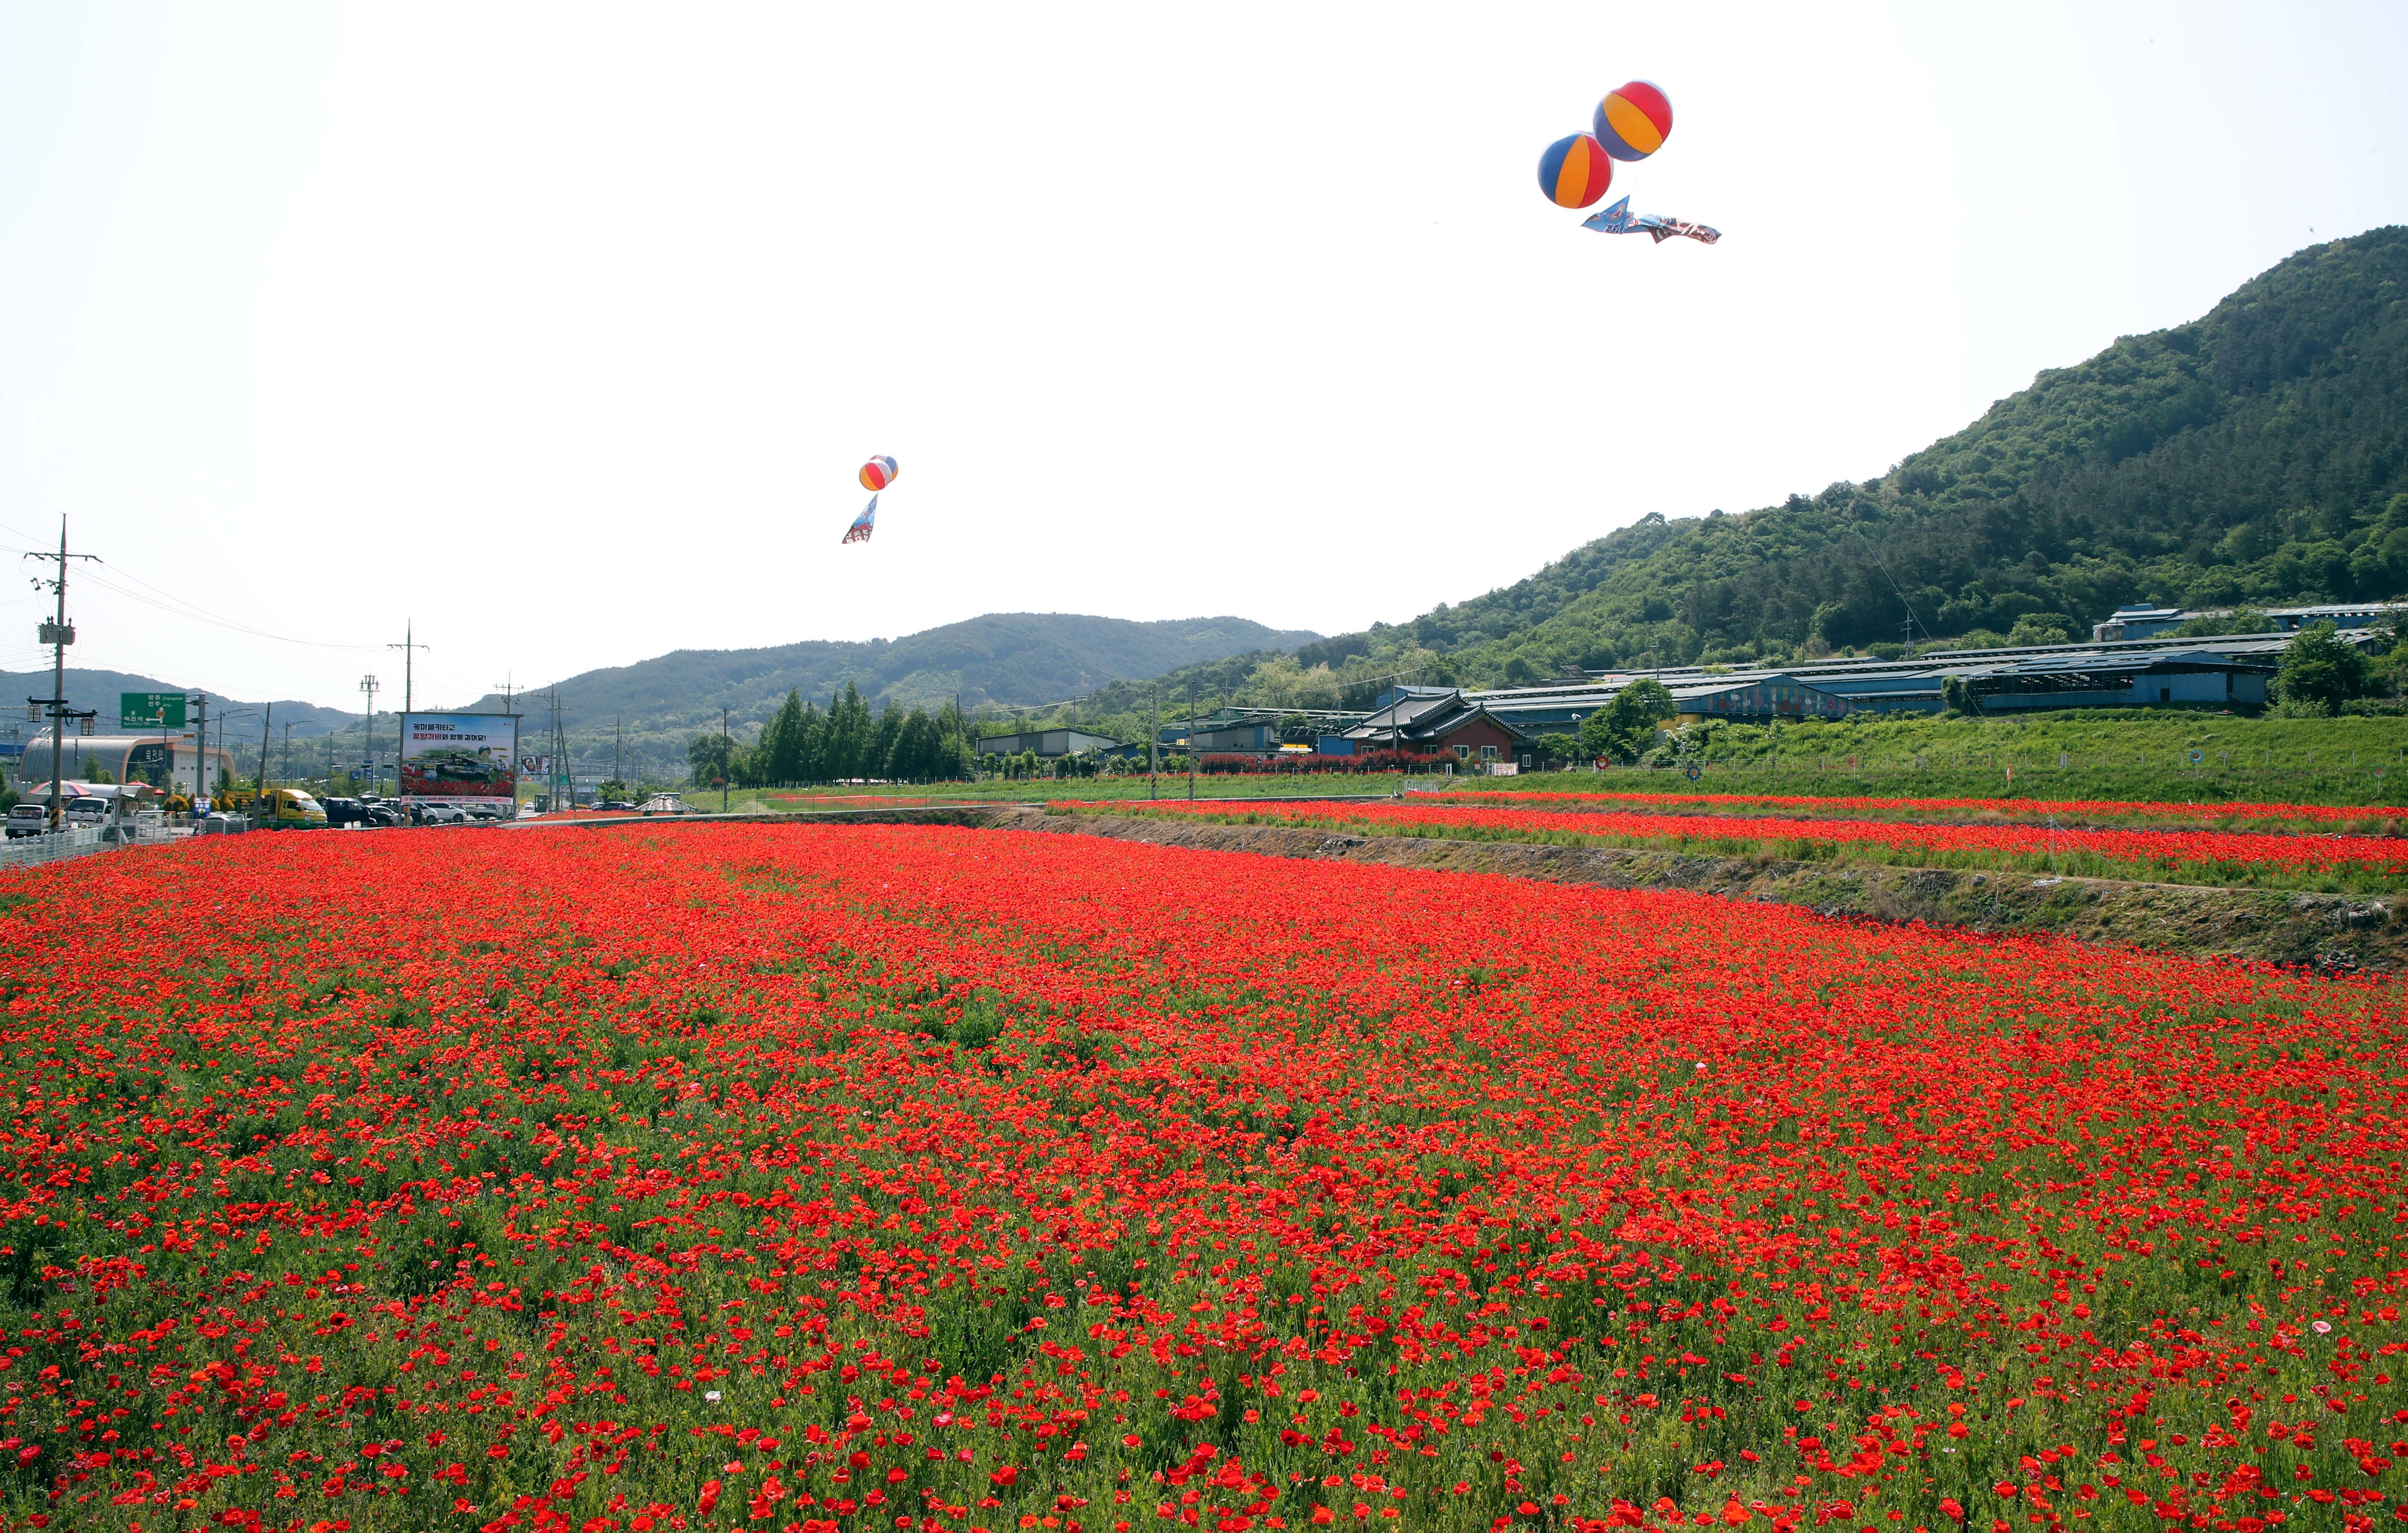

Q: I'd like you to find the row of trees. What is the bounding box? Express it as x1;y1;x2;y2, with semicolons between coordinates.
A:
686;683;978;787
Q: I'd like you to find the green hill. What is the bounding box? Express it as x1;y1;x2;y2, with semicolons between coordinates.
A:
457;612;1318;782
1295;226;2408;684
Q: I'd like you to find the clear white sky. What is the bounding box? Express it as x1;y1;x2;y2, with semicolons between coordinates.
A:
1;1;2403;709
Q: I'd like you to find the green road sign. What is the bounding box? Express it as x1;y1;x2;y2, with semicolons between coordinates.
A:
121;692;187;730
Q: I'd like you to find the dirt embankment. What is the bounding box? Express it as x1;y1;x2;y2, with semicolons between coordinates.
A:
990;807;2405;972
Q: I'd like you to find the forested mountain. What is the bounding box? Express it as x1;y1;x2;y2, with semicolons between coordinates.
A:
1291;227;2408;685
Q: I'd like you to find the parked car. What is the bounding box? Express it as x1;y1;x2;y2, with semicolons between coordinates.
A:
9;784;156;839
416;804;467;826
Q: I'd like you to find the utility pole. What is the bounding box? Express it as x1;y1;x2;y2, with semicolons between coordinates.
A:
22;518;99;828
614;715;622;789
1148;683;1159;801
389;621;428;797
358;676;380;796
257;704;273;795
548;685;570;810
1187;678;1196;801
281;720;295;784
492;675;520;812
721;706;730;812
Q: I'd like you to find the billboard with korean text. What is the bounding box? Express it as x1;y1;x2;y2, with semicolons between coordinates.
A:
400;714;519;804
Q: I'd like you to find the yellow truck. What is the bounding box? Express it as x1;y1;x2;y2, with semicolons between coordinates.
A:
213;785;329;828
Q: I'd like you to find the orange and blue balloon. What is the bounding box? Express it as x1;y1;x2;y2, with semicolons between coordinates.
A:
858;455;898;492
1537;133;1613;209
1592;81;1672;162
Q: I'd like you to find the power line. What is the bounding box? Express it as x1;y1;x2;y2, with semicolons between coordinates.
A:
1849;524;1934;645
72;567;383;650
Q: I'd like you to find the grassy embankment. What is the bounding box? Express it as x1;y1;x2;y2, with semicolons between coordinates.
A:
718;710;2408;810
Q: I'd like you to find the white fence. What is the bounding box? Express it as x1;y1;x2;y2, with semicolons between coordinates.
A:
0;826;113;872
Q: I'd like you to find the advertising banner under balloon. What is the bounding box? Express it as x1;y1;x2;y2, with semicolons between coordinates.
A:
400;714;519;806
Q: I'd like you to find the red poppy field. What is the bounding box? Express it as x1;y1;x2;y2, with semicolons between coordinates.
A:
1098;800;2408;894
1;824;2404;1533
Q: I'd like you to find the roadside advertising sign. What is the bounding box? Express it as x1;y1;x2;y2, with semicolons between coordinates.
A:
399;714;519;806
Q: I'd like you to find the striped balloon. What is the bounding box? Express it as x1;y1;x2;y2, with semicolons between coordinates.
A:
1537;133;1613;209
1592;80;1672;162
858;455;898;492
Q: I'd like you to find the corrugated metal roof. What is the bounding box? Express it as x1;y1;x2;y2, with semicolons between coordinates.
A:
1585;630;2310;692
1947;648;2271;679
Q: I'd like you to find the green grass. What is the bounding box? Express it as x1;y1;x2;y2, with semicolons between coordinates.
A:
718;776;1428;809
1538;709;2408;808
696;711;2408;811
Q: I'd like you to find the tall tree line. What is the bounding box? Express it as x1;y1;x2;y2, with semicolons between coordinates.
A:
687;682;977;786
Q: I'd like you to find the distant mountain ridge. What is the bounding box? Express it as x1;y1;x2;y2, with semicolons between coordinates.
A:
0;668;356;739
459;612;1318;721
4;614;1318;784
452;611;1318;780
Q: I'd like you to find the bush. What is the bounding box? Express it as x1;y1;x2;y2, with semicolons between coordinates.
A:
2006;612;2081;647
2274;622;2373;708
1579;679;1675;763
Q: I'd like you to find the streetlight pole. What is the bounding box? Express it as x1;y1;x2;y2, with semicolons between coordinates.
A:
721;706;730;812
189;693;209;805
